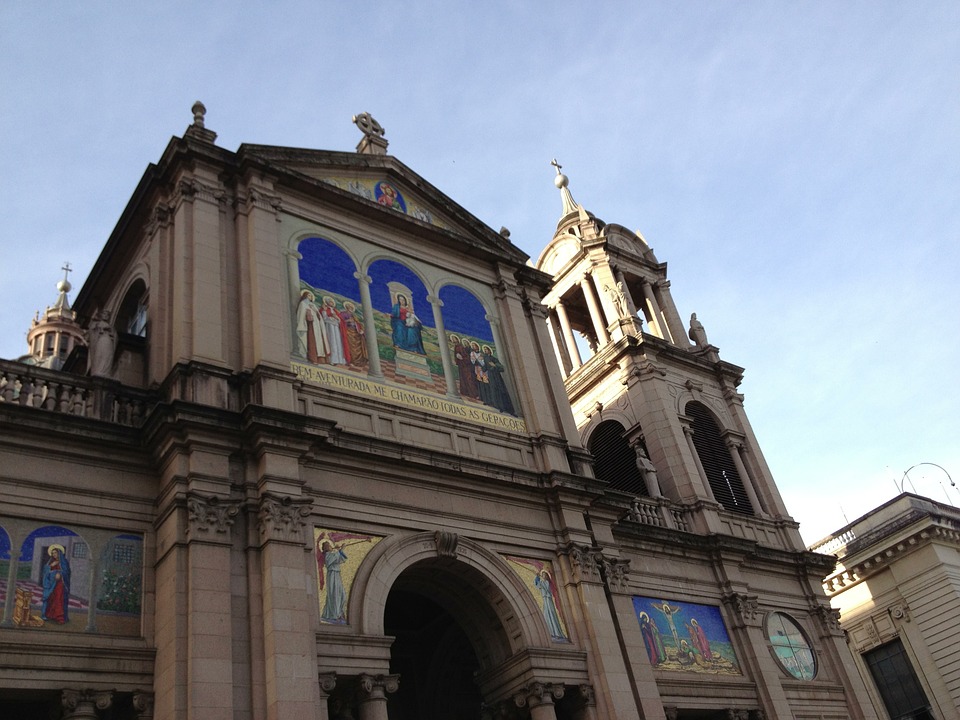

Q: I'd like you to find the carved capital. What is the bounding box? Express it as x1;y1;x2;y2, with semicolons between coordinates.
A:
602;556;631;593
514;682;564;709
318;672;337;696
814;604;844;636
132;690;154;719
358;673;400;700
258;494;313;542
186;493;240;536
574;683;596;710
564;543;603;583
62;689;113;718
722;592;761;628
434;530;459;559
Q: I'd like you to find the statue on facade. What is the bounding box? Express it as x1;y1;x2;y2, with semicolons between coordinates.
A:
605;282;628;319
87;309;117;378
688;312;709;347
636;445;663;498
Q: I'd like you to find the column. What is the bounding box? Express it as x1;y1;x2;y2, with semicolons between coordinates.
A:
580;274;610;346
84;552;102;632
515;683;564;720
554;301;582;370
62;690;113;720
570;684;599;720
725;439;769;516
655;280;688;347
546;312;572;375
683;426;717;502
133;691;155;720
1;529;21;626
357;674;399;720
317;673;337;720
640;280;668;340
354;272;383;379
258;494;319;720
428;296;458;398
286;249;304;353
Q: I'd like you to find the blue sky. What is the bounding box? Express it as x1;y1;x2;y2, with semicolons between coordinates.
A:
2;3;958;543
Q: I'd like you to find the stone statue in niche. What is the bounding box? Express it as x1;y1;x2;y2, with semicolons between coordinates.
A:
635;445;663;497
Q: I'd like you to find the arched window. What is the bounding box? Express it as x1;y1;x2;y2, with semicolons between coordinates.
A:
117;280;148;337
685;401;754;515
588;420;647;497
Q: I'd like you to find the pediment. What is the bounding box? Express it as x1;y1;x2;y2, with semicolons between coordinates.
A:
238;145;526;263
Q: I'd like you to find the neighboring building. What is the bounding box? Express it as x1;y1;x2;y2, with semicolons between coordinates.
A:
813;493;960;719
0;105;878;720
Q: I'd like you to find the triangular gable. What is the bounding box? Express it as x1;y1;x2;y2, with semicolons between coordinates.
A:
238;145;527;264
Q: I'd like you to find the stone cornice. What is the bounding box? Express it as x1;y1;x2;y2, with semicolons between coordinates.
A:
823;520;960;595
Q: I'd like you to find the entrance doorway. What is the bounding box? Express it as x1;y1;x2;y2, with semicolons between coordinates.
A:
385;587;482;720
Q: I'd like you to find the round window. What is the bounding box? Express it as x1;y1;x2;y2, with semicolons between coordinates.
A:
767;612;816;680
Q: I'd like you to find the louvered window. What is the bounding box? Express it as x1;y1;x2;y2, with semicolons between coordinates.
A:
685;402;754;515
588;420;648;497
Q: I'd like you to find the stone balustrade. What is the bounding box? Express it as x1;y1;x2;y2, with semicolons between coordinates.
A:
0;360;152;427
626;496;690;532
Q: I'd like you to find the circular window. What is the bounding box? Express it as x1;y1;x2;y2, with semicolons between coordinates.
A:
767;612;816;680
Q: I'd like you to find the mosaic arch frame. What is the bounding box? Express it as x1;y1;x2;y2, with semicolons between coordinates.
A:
0;519;143;636
290;235;525;432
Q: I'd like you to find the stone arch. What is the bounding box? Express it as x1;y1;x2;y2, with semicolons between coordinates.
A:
353;532;552;664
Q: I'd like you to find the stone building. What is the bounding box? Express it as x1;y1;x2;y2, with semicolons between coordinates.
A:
0;106;878;719
813;492;960;719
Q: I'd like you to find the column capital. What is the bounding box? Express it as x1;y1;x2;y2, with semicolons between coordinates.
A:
132;690;154;720
358;673;400;697
514;681;565;709
353;271;373;285
186;492;240;536
258;493;313;543
62;689;113;719
562;542;604;583
722;591;762;628
318;671;338;694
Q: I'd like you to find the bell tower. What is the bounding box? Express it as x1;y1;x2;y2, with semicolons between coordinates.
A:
537;162;798;544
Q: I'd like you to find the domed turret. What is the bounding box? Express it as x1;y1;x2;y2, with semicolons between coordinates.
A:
21;264;86;370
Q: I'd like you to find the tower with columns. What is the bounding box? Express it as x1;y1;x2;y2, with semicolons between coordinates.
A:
0;108;879;720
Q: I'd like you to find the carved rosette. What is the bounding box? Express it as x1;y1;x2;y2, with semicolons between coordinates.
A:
889;602;910;623
434;530;459;559
514;682;564;709
602;557;631;593
62;690;113;719
565;543;603;583
186;493;240;537
722;592;761;628
257;494;313;542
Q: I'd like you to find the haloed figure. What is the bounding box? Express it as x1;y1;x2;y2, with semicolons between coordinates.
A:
41;544;71;624
319;540;348;623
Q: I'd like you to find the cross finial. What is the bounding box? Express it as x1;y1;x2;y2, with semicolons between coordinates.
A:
61;262;72;281
551;158;562;174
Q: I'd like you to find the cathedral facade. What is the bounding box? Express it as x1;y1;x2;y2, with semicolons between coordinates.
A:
0;107;878;720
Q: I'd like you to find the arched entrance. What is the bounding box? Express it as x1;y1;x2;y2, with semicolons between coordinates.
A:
382;557;512;720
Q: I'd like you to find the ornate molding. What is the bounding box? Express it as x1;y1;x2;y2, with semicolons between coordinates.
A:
434;530;459;559
258;494;313;542
186;493;240;536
